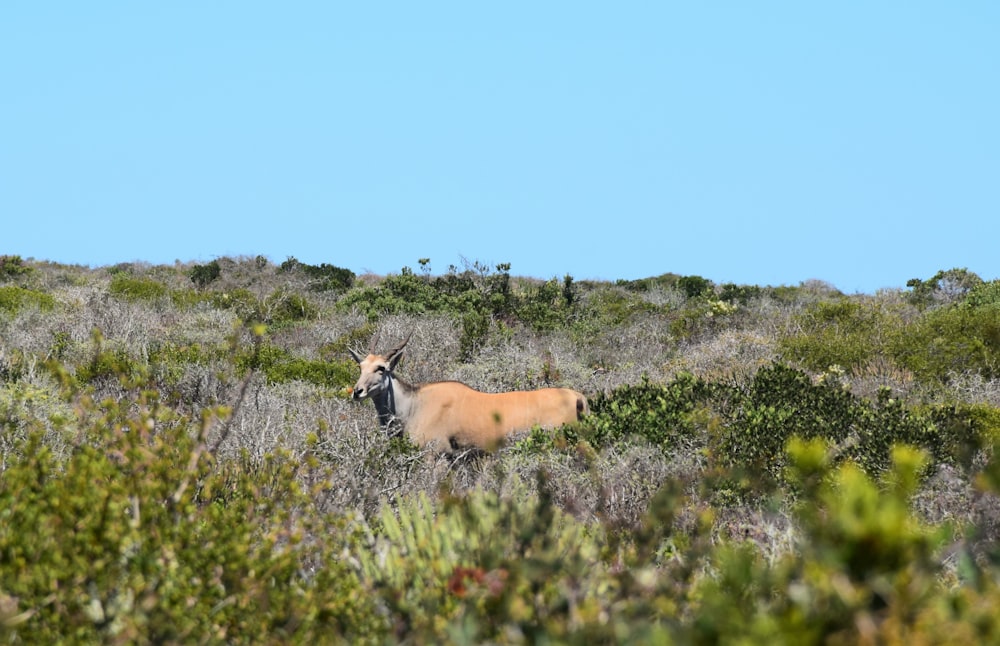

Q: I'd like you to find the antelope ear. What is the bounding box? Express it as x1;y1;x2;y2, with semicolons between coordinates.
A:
348;347;364;364
387;348;405;371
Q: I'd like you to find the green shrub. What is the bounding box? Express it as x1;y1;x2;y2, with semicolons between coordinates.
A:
148;342;224;391
234;342;354;388
688;441;959;644
569;289;658;344
893;297;1000;382
212;288;262;321
923;402;1000;470
0;286;55;315
0;349;27;383
0;366;383;643
906;267;984;308
168;287;213;309
351;475;673;644
585;374;714;449
515;278;572;332
543;362;982;484
718;282;763;304
669;298;739;341
713;364;941;481
458;309;491;361
0;255;32;280
189;260;221;288
779;298;906;375
269;292;318;325
109;274;168;303
677;274;714;299
964;279;1000;309
209;289;316;326
73;339;145;387
616;272;682;293
280;257;355;292
338;268;441;319
338;261;563;333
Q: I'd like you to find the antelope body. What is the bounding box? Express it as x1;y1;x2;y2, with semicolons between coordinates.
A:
349;335;588;452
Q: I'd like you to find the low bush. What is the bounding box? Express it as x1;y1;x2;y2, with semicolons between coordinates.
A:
234;342;354;389
0;255;32;281
713;364;950;482
688;441;969;644
584;373;715;449
906;267;984;308
189;260;221;288
0;367;383;643
778;298;906;375
210;289;316;326
280;257;355;292
0;286;55;315
894;291;1000;383
109;274;168;303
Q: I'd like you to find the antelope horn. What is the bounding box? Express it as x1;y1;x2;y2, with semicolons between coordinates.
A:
386;331;413;358
368;331;381;354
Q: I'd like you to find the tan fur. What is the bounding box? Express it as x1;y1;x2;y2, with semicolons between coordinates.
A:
349;336;588;452
404;381;587;450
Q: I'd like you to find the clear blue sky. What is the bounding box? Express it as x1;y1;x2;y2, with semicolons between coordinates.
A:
3;3;998;293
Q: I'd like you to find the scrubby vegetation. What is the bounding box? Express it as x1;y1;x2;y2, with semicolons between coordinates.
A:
2;256;1000;643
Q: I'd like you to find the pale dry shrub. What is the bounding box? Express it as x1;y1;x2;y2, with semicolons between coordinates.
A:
846;358;918;400
312;398;448;516
0;306;65;358
669;329;777;384
206;256;284;295
157;359;238;413
372;314;462;385
17;261;93;291
580;312;677;392
935;372;1000;408
81;293;170;360
912;463;979;528
590;444;699;527
448;442;699;530
634;286;687;308
166;305;239;346
0;282;110;361
218;377;339;460
475;450;600;518
450;333;590;394
450;339;538;391
910;463;1000;571
271;312;368;361
741;292;808;338
712;506;798;566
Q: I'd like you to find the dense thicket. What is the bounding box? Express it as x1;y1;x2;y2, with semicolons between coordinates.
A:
1;255;1000;643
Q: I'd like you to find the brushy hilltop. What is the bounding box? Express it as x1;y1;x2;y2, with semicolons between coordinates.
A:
2;254;1000;643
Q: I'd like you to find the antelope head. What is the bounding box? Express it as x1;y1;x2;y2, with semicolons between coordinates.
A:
348;332;411;400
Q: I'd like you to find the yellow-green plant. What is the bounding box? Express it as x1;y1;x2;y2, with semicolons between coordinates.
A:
687;440;964;644
0;360;383;643
354;479;609;642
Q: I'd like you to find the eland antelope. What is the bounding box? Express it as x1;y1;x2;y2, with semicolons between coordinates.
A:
349;334;588;452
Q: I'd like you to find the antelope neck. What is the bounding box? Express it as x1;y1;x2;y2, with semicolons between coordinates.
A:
371;372;415;436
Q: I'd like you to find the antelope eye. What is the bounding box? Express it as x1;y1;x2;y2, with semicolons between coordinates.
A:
375;365;386;373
